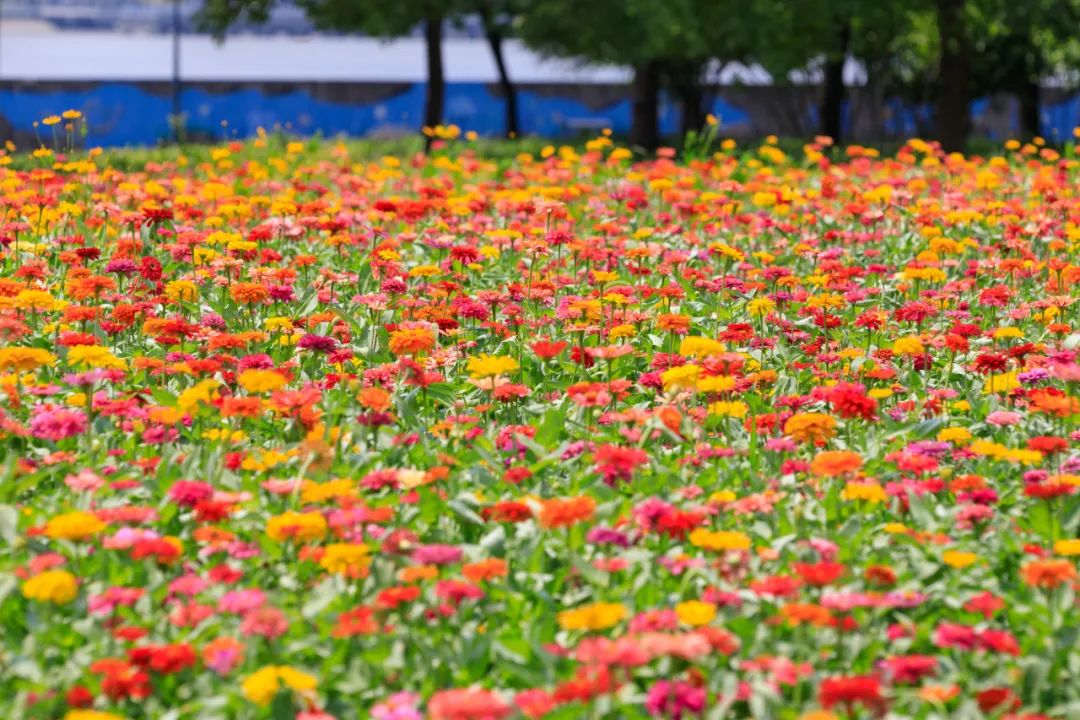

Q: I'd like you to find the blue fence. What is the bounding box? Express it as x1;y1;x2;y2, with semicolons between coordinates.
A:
0;81;1076;147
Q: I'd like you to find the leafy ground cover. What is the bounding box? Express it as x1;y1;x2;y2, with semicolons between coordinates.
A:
1;127;1079;720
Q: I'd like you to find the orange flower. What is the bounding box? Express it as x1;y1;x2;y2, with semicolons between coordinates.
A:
358;386;392;412
539;496;596;529
389;326;436;356
220;396;263;418
1029;389;1079;417
784;413;837;443
229;282;270;305
810;450;862;477
918;684;961;703
656;313;692;334
1020;559;1077;588
462;558;508;582
779;602;833;627
399;565;439;583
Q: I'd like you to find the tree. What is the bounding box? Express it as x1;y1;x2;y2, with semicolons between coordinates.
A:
517;0;748;150
473;0;520;137
967;0;1080;139
745;0;926;146
198;0;460;141
934;0;971;150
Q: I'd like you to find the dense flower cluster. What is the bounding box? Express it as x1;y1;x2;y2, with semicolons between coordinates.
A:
1;130;1079;719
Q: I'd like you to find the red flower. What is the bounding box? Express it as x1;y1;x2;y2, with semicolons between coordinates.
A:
976;687;1020;713
65;685;94;708
793;561;846;586
827;382;877;421
819;675;884;712
333;606;380;637
530;339;567;359
882;655;937;684
428;687;512;720
963;591;1004;618
593;444;649;485
482;501;533;523
128;643;197;674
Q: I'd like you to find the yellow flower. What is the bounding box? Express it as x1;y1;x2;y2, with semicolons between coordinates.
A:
983;372;1019;395
266;511;328;543
22;570;78;604
709;242;744;262
689;528;751;552
993;326;1022;340
747;297;776;317
892;336;925;356
164;280;198;302
696;375;736;393
409;264;441;277
65;712;126;720
0;347;56;372
557;602;628;631
66;345;126;370
709;490;736;504
1004;449;1042;466
937;427;972;444
752;191;776;207
177;379;221;413
840;482;887;504
466;354;519;379
319;543;370;574
661;364;700;391
675;600;717;626
12;289;56;311
1053;539;1080;556
241;665;318;706
45;511;105;541
301;479;356;504
238;369;288;393
707;401;749;418
942;550;978;568
679;337;725;358
969;440;1009;459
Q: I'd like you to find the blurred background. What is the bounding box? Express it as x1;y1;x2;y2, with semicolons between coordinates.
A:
1;0;1079;149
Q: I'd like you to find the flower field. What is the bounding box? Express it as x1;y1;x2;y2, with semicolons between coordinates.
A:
1;128;1079;720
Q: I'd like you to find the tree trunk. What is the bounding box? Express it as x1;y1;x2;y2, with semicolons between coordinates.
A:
819;20;850;144
483;24;518;138
423;16;445;149
630;62;660;151
1018;78;1040;139
934;0;970;151
675;64;704;138
679;85;703;138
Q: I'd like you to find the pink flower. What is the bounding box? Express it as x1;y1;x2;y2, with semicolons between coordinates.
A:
371;692;422;720
411;544;462;565
218;589;266;614
29;405;87;441
64;469;105;492
239;606;289;638
103;527;160;550
645;679;706;719
262;479;302;494
986;411;1021;426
